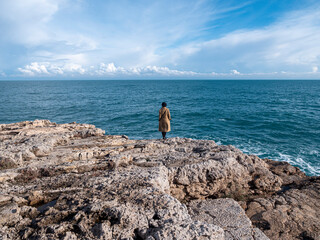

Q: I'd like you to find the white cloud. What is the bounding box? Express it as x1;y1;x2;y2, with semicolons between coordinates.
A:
63;63;86;75
18;62;49;76
0;0;97;68
18;62;86;76
1;0;252;75
2;1;320;79
170;7;320;74
231;69;240;75
0;0;60;45
96;63;125;75
129;66;196;76
0;0;215;65
16;61;320;79
17;62;197;78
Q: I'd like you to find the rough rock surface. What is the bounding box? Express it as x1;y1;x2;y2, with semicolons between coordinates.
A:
0;120;319;240
188;198;269;240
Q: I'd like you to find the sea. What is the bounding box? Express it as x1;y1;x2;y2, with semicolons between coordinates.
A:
0;80;319;176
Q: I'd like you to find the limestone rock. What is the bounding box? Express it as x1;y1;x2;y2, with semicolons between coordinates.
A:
188;198;269;240
0;120;319;240
144;221;224;240
246;178;320;240
0;203;21;226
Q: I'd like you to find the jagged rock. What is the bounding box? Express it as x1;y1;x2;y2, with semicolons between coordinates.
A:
188;198;269;240
0;120;319;240
246;178;320;240
28;190;44;205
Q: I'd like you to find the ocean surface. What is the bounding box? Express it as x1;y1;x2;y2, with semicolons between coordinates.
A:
0;80;319;176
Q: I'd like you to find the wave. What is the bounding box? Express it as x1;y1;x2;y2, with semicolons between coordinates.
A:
232;142;319;176
277;153;320;176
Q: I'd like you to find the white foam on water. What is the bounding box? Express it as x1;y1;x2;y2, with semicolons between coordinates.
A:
218;118;226;122
309;150;319;156
277;153;320;176
236;143;319;176
236;144;268;157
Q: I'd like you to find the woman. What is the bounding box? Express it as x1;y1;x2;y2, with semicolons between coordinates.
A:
159;102;171;139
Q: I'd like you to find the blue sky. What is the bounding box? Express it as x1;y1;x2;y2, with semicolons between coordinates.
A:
0;0;320;79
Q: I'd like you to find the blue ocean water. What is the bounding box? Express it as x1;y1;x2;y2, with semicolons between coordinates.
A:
0;80;319;176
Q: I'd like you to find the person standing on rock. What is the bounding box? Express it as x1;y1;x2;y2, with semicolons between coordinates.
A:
159;102;171;140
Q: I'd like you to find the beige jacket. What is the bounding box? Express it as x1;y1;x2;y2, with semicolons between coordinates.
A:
159;107;171;132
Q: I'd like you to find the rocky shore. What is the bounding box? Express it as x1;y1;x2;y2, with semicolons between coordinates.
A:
0;120;319;240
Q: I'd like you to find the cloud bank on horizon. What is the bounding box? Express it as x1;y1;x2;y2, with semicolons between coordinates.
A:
0;0;320;79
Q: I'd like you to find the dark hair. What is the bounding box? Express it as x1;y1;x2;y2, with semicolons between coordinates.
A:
162;102;167;107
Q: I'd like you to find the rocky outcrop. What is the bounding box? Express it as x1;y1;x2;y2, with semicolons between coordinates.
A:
0;120;319;240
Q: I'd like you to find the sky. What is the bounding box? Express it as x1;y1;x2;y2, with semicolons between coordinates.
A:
0;0;320;80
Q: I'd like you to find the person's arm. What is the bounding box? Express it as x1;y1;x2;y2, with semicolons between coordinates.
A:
159;110;161;121
168;109;171;120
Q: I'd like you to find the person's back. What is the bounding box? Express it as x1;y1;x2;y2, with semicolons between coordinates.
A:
159;102;171;139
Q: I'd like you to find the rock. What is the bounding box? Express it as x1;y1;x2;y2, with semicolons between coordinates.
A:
0;195;12;205
0;172;19;183
0;120;318;240
0;203;21;226
253;228;269;240
246;178;320;240
62;232;78;240
188;198;269;240
144;221;224;240
28;190;44;206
